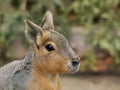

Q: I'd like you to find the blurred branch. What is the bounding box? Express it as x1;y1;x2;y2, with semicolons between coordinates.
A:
20;0;27;12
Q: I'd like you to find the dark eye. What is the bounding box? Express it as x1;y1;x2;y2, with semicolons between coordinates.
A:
45;44;55;51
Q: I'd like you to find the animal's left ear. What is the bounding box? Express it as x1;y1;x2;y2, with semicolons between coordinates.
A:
40;11;54;30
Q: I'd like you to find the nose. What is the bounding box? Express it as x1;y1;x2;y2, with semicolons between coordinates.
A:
72;60;79;67
72;58;80;67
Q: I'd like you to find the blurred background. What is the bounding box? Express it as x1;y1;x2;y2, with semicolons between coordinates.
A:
0;0;120;90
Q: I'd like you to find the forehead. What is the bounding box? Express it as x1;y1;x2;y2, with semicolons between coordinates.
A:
47;30;69;49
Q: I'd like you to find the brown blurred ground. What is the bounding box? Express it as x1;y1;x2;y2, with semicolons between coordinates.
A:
61;75;120;90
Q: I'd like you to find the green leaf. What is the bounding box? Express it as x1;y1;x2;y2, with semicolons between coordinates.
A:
100;39;110;49
114;38;120;50
93;7;100;14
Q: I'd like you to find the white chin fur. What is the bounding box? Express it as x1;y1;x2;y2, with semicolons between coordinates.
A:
67;61;80;73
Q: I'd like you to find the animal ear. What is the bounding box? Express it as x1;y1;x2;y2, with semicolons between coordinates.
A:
24;19;43;44
40;11;54;30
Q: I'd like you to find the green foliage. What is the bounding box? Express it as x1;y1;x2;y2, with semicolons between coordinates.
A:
0;0;120;69
84;23;120;67
0;11;30;64
74;0;120;69
80;50;97;72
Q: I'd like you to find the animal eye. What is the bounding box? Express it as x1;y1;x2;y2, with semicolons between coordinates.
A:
45;44;55;51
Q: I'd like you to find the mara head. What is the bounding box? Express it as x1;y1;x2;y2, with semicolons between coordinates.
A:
25;11;80;74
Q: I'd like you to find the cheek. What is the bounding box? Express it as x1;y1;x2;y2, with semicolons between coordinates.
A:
38;49;70;73
47;54;69;73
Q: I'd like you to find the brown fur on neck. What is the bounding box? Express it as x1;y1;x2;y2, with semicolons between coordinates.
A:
28;60;61;90
25;11;80;90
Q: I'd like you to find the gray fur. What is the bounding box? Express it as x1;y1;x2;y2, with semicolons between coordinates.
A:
0;47;33;90
49;31;78;59
0;11;80;90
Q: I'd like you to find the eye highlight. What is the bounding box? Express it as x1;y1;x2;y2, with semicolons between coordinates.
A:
45;44;55;51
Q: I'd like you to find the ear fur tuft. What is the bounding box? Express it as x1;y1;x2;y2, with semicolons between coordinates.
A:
40;11;54;30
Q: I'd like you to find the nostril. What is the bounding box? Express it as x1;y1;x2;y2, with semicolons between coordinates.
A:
72;60;79;67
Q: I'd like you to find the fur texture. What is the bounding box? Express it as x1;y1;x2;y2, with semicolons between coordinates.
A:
0;11;80;90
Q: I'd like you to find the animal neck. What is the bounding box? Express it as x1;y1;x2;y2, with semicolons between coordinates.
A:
32;65;61;90
25;46;61;90
24;46;34;64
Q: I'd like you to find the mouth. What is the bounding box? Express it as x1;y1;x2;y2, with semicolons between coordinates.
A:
67;62;80;73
